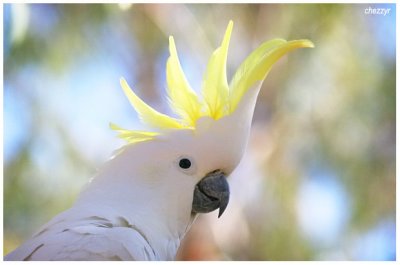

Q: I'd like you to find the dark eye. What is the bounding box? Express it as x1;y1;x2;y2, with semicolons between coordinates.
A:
179;158;192;169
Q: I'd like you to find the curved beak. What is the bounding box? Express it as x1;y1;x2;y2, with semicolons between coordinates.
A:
191;170;230;218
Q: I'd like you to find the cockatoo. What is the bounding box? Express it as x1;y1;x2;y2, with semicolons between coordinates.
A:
5;20;313;261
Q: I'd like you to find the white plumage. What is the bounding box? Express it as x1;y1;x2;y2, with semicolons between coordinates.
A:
5;86;259;260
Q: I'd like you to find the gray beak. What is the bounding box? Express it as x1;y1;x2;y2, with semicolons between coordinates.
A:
191;170;230;218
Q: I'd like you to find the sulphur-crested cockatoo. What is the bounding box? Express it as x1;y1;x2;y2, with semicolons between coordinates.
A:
5;21;313;261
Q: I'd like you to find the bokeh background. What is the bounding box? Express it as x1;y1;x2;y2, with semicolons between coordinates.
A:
3;3;396;260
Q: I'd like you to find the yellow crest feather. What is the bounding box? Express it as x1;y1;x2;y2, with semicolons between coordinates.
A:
109;123;159;144
229;39;314;112
120;77;183;129
166;36;202;127
111;21;314;144
202;20;233;120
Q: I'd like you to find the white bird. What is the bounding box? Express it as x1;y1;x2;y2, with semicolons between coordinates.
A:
5;20;313;261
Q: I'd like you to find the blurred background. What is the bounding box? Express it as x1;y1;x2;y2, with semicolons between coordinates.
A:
3;3;396;260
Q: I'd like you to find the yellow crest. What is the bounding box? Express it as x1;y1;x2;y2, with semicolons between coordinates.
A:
111;21;314;143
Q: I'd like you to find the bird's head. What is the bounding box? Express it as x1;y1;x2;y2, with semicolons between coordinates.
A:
109;21;313;221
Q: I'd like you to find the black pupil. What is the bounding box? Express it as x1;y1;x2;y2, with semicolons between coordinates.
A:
179;158;191;169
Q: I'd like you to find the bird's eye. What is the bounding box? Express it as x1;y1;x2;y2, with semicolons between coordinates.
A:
179;158;192;169
176;156;196;175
